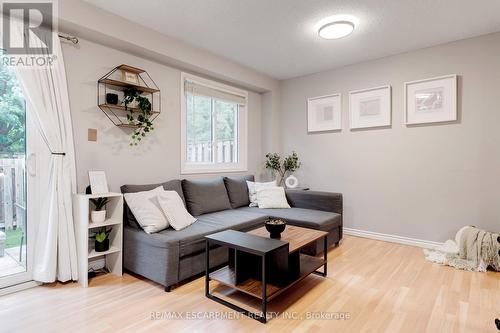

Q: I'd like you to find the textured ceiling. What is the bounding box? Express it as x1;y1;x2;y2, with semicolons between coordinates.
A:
85;0;500;79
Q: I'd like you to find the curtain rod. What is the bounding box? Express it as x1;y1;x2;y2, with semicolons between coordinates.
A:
58;33;78;44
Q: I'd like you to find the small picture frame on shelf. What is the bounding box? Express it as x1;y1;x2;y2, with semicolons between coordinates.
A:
88;171;109;194
122;70;139;85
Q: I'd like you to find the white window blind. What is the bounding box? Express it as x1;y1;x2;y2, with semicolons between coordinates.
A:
184;80;247;105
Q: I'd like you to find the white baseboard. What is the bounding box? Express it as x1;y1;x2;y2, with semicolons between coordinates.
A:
344;227;443;249
0;281;40;296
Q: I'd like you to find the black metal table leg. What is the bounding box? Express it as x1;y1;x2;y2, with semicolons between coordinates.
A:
313;235;328;277
205;239;210;296
261;253;267;323
323;235;328;277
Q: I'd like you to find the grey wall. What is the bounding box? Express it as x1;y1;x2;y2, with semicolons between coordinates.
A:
62;38;264;192
280;32;500;242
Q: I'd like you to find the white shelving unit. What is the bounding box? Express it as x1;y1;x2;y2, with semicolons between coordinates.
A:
73;192;123;287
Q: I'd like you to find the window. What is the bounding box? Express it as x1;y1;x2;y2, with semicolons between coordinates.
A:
181;73;247;174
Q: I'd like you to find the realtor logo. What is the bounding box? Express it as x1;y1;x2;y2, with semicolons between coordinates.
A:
1;1;57;67
2;2;53;54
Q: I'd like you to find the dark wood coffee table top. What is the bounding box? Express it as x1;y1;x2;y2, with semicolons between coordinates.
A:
248;225;328;253
205;229;287;256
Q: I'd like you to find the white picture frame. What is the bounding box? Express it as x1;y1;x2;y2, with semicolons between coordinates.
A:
307;93;342;133
404;74;457;125
88;171;109;194
349;85;391;129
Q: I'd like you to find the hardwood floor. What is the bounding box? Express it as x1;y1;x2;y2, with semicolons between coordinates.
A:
1;235;498;333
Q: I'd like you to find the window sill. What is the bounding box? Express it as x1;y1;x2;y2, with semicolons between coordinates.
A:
180;166;248;175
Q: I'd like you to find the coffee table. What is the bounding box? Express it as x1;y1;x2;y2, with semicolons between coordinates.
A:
205;225;328;323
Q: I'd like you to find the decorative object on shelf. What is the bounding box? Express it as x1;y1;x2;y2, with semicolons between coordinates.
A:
122;87;154;146
265;151;301;187
285;175;299;189
349;85;391;129
265;219;286;239
88;171;109;194
122;69;139;84
105;93;118;105
89;197;110;223
404;74;457;125
92;227;112;252
307;93;342;133
97;64;161;146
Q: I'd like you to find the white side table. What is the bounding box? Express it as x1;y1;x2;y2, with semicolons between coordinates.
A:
73;192;123;287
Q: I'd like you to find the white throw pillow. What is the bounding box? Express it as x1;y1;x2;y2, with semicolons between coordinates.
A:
157;191;197;231
124;186;169;234
256;187;291;209
246;180;276;207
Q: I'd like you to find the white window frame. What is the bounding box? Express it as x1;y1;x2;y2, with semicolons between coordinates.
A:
181;72;248;174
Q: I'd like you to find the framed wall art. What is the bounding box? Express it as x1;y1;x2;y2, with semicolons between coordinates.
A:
404;74;457;125
307;93;342;133
349;85;391;129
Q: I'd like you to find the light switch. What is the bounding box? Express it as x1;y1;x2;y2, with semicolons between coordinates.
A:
88;128;97;142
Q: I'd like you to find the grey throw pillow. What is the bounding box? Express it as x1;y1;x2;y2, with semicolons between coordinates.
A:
121;179;184;228
182;178;232;216
223;175;254;208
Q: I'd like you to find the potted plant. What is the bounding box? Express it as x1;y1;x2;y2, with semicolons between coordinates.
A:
89;197;110;223
265;151;301;186
92;227;112;252
122;87;154;146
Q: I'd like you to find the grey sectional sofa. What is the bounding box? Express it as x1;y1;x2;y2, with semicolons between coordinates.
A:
121;175;342;291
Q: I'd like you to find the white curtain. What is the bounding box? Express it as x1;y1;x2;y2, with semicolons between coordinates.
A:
10;18;78;282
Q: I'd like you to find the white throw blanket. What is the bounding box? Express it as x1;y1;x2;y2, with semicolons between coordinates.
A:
424;226;500;272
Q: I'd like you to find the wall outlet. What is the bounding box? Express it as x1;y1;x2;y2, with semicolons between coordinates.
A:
88;128;97;142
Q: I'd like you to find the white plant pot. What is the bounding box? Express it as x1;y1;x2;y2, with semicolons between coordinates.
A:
91;210;106;223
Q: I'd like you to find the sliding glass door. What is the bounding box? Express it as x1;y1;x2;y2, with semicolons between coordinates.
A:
0;58;33;289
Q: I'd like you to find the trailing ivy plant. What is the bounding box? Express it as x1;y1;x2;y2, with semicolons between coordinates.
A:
265;151;301;186
122;88;154;146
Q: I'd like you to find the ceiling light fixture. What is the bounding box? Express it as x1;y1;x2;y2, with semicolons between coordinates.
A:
318;20;355;40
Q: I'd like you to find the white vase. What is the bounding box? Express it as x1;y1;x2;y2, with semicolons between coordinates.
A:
285;175;299;189
91;210;106;223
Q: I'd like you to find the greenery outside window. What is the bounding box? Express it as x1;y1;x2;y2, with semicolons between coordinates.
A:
181;73;248;174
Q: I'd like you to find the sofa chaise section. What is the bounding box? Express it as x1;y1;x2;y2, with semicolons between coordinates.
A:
285;189;343;253
238;189;343;254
